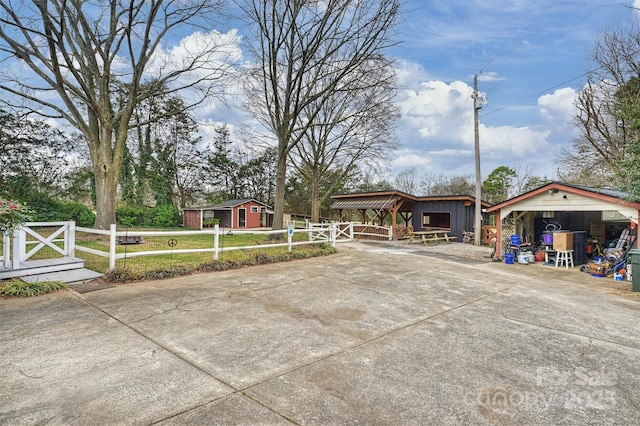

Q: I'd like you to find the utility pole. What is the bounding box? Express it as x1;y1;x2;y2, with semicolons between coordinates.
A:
472;75;485;246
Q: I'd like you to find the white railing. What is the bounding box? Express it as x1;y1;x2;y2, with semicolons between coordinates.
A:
0;221;360;273
5;221;76;270
76;224;338;271
307;222;354;242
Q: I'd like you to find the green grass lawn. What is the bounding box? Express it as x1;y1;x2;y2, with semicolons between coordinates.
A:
77;228;323;275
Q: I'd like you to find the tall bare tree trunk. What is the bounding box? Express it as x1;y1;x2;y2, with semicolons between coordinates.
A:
271;150;288;230
310;171;321;223
93;163;119;228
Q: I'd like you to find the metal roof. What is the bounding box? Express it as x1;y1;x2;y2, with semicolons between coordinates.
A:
330;196;400;210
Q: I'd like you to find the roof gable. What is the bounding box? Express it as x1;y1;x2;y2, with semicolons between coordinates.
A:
184;199;272;210
486;181;640;216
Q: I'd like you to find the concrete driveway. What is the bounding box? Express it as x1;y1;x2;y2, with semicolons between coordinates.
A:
2;241;640;425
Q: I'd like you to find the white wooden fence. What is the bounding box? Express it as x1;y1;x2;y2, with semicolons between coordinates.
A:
75;223;343;271
0;221;391;272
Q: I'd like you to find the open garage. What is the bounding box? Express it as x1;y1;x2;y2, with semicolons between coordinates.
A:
486;182;640;262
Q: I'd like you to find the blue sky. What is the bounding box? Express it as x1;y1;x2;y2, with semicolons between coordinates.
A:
1;1;636;183
385;0;638;180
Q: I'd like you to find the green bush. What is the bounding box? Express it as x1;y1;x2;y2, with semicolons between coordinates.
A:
150;205;181;227
116;205;181;227
0;279;66;297
60;202;95;227
116;206;146;227
22;195;95;226
26;196;65;222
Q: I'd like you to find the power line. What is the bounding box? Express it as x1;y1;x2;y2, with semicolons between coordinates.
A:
480;71;591;118
478;0;611;118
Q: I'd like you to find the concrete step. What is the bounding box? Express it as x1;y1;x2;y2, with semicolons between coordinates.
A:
22;268;103;284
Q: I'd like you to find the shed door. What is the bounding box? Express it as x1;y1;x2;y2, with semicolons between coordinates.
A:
238;208;246;227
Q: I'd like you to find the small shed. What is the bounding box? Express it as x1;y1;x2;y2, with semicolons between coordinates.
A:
486;182;640;258
183;199;273;230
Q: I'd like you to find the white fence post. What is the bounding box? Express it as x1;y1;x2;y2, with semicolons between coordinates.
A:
388;226;393;240
67;221;76;258
349;222;354;240
213;224;219;260
109;224;117;270
2;232;10;269
330;225;336;248
12;229;25;269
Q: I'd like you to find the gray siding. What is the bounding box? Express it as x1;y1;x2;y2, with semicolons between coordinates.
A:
411;201;478;241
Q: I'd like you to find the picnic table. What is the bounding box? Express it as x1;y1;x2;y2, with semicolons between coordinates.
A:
411;229;457;245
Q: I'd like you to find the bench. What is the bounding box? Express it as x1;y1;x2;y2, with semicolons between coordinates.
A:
413;230;457;245
421;235;457;244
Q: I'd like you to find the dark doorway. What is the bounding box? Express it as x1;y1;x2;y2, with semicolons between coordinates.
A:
238;208;246;227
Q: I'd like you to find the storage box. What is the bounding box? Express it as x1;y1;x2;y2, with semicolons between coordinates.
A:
590;222;606;240
553;231;573;251
588;262;608;277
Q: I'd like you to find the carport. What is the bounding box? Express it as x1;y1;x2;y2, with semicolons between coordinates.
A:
330;190;416;236
487;182;640;258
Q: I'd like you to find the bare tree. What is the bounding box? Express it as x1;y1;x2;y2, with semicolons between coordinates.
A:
241;0;400;230
509;162;547;197
559;27;640;185
0;0;234;228
419;173;474;196
292;58;399;222
394;168;419;195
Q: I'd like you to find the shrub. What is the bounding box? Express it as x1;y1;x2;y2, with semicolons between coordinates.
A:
20;195;95;226
60;202;95;227
116;206;146;227
24;196;65;222
104;268;141;283
0;199;32;233
141;266;190;280
149;205;181;227
0;279;66;297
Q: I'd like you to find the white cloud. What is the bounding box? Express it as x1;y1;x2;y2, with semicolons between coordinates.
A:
392;63;557;177
146;28;243;96
477;71;506;82
397;79;475;143
537;87;578;129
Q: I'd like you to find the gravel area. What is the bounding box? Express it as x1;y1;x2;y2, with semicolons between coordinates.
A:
371;239;496;261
